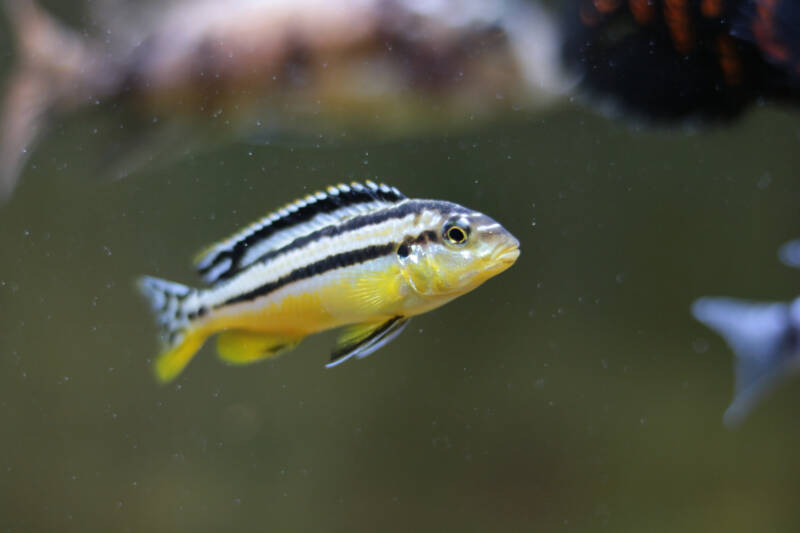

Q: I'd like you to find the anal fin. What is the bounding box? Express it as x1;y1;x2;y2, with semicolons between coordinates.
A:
216;330;303;365
327;316;409;369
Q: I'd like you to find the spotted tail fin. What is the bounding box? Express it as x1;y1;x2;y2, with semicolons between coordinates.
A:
137;276;208;383
692;297;800;428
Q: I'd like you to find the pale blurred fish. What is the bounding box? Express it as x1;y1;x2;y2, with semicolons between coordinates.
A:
138;181;520;383
692;242;800;427
0;0;569;200
779;240;800;269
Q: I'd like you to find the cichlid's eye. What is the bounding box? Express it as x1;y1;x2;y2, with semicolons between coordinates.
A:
443;218;470;246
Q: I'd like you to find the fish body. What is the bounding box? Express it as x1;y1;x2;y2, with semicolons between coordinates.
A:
692;241;800;427
138;181;520;382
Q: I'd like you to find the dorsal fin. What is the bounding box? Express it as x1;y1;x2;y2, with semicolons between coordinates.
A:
195;181;406;283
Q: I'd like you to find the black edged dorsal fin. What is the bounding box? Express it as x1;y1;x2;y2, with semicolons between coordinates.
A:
326;316;410;368
194;181;406;283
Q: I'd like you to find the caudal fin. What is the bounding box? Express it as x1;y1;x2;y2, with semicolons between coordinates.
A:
0;0;103;201
137;276;208;383
692;297;799;428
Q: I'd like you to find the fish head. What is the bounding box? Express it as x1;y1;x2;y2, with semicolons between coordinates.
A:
397;204;520;297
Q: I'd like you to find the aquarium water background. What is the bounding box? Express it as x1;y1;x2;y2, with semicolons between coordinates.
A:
1;3;800;532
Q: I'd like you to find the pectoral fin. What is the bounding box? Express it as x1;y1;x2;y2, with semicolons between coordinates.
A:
216;330;303;365
326;317;409;368
337;265;405;316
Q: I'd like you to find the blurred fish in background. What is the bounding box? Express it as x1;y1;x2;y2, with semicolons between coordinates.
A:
561;0;800;123
3;0;799;202
779;239;800;269
0;0;570;201
692;241;800;428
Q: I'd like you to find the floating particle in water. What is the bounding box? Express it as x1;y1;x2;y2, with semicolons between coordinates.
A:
691;338;710;354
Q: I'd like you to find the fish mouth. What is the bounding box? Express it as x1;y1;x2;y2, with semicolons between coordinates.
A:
493;243;520;266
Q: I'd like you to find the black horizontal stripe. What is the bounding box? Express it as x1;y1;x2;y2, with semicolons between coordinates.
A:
219;242;397;307
199;183;406;280
251;200;466;269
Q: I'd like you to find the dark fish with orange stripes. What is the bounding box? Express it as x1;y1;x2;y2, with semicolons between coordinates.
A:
562;0;800;122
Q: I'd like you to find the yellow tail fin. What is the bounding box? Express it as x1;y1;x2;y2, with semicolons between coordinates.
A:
154;330;209;384
137;275;207;383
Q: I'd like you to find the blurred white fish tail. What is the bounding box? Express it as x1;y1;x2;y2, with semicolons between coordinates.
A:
0;0;102;200
692;297;800;428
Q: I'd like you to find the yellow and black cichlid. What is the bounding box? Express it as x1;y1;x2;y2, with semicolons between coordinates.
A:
138;181;520;383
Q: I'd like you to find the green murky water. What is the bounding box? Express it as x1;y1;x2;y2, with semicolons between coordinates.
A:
1;4;800;533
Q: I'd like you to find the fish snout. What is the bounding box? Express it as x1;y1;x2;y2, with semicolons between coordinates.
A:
492;236;520;266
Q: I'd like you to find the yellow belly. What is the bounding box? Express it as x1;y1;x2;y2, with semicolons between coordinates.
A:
207;266;408;337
